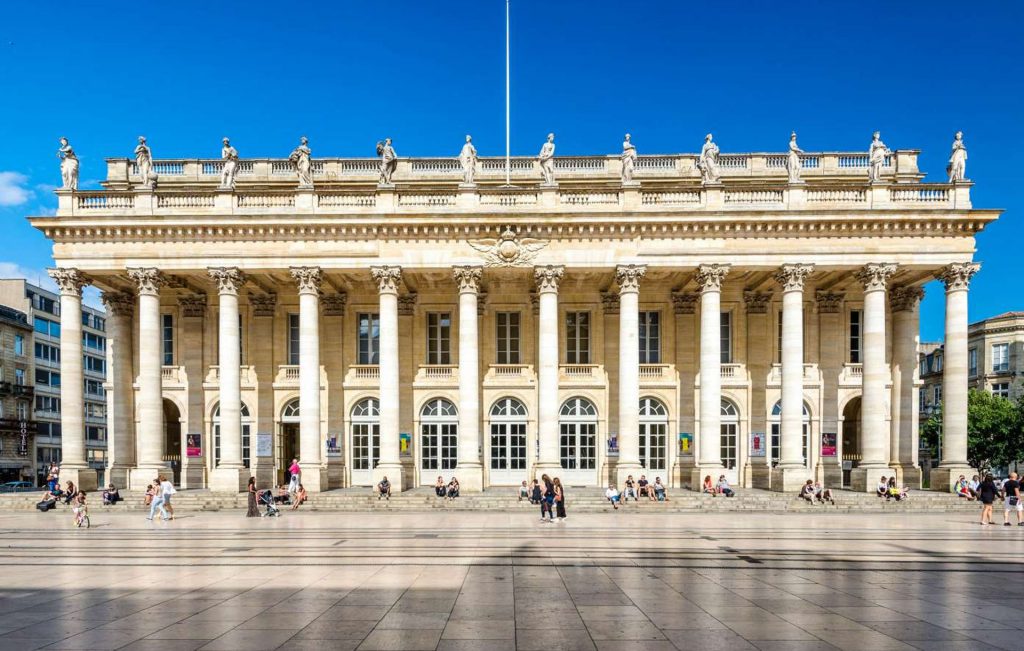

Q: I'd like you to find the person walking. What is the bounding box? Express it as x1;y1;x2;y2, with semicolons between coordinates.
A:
246;476;260;518
159;475;176;520
288;458;301;494
539;474;555;523
553;477;567;522
147;476;167;521
978;474;999;525
1002;472;1023;526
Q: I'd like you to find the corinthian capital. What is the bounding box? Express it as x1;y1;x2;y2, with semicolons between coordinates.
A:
452;265;483;293
743;291;771;314
534;265;564;294
290;266;323;295
937;262;980;292
370;265;402;294
48;268;89;297
889;285;925;312
696;264;730;292
815;290;844;314
615;264;646;294
773;263;814;292
671;291;698;315
208;267;247;295
127;267;167;296
855;263;898;292
100;291;135;317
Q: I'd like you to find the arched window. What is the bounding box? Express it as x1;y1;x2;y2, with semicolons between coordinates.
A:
559;397;597;476
490;397;527;418
769;400;811;467
212;402;254;468
281;399;300;421
421;398;458;418
421;398;458;473
489;398;527;483
720;399;739;470
350;398;380;480
639;397;668;471
560;397;597;418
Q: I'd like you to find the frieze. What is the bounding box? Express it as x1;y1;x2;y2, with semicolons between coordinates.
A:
468;228;547;267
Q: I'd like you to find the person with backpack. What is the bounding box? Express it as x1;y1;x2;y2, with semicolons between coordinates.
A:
539;474;555;523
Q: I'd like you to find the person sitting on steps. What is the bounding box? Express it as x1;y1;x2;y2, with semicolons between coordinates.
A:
638;475;655;501
446;477;460;500
716;475;735;497
605;483;621;509
702;475;716;496
799;479;816;503
653;477;668;502
877;475;889;498
814;481;836;505
377;476;392;501
623;475;638;502
434;475;446;498
529;479;542;505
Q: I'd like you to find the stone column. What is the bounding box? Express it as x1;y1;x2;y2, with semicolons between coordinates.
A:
771;264;813;492
48;269;97;491
453;266;484;491
372;266;404;491
890;286;924;487
850;263;897;492
100;291;135;489
534;265;565;477
127;268;168;488
932;262;980;491
692;264;729;489
290;267;325;492
208;267;248;492
615;264;646;485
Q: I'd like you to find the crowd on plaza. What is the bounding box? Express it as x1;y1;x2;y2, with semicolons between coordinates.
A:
246;458;308;517
954;472;1023;526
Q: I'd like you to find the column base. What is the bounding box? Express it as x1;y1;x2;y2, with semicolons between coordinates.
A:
673;457;696;490
180;459;207;490
751;465;771;490
106;464;132;490
60;466;98;492
929;465;973;493
849;466;896;493
249;456;276;491
129;465;171;491
822;463;843;491
326;458;346;489
210;467;250;493
616;462;643;490
456;463;484;492
297;465;328;493
769;466;811;493
690;465;724;492
373;463;404;493
896;464;923;489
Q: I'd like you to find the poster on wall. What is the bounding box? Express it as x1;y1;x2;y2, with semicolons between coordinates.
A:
186;433;202;458
679;432;693;455
750;431;766;457
821;432;838;457
326;435;341;456
607;434;618;456
256;433;273;457
399;432;411;455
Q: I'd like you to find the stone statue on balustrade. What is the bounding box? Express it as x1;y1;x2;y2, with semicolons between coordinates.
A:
376;137;397;185
696;133;720;184
135;136;156;189
57;137;79;191
289;136;313;188
538;133;556;185
459;135;477;185
867;131;890;183
787;132;803;183
621;133;637;183
947;131;967;182
219;138;239;190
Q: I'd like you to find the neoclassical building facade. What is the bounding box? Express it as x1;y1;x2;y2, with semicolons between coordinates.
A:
34;141;999;493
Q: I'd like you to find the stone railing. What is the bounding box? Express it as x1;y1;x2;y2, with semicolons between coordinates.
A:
489;364;532;378
414;365;459;385
767;363;820;384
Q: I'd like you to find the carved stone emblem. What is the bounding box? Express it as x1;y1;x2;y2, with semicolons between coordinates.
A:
469;228;547;267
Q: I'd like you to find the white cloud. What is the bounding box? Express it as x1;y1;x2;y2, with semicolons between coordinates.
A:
0;262;106;311
0;172;33;207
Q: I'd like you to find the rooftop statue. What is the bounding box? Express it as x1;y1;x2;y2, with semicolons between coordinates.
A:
57;137;78;191
220;138;239;190
289;136;313;187
459;135;477;185
621;133;637;183
697;133;720;184
947;131;967;182
867;131;890;183
787;132;803;183
539;133;556;185
376;137;397;185
135;136;155;189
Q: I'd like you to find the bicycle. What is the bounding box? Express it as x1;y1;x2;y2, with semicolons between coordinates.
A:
73;506;90;529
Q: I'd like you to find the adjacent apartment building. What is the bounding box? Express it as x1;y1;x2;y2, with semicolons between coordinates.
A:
0;279;108;486
0;304;33;483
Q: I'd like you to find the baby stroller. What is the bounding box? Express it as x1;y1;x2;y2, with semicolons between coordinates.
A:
259;490;280;517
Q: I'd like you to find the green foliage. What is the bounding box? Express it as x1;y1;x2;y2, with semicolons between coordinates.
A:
966;389;1023;473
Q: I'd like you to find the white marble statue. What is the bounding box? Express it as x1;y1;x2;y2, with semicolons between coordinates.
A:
621;133;637;182
697;133;720;184
376;138;397;185
459;135;477;184
868;131;890;183
219;138;239;190
539;133;556;185
787;131;803;183
57;137;79;191
135;136;154;188
947;131;967;182
290;136;313;187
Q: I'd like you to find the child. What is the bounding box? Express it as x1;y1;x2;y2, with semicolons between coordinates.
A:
518;480;529;502
71;491;88;527
529;480;542;505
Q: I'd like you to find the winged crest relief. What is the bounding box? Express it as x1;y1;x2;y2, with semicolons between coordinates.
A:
468;227;547;267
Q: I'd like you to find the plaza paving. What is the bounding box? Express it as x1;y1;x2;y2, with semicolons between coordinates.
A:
0;510;1021;650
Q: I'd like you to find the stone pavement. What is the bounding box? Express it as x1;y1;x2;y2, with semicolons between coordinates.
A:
0;510;1021;650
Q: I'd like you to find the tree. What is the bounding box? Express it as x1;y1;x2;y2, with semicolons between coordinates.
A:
920;389;1024;475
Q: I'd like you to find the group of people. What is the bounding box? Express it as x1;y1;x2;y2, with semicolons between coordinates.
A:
246;458;307;517
524;475;567;521
798;479;836;505
603;475;669;509
432;476;460;500
702;474;735;497
875;476;910;501
958;472;1023;526
145;475;177;521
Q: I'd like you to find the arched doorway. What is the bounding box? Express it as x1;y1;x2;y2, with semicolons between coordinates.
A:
721;399;739;484
639;397;668;472
420;398;458;483
162;399;182;484
559;397;598;485
350;398;380;486
278;399;300;485
212;402;253;469
769;400;810;468
842;396;862;487
489;397;527;485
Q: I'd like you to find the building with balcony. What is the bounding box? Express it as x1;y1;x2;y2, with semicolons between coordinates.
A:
30;138;999;493
0;304;33;482
0;279;108;486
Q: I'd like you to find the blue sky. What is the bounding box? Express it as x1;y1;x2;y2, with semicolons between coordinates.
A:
0;1;1020;339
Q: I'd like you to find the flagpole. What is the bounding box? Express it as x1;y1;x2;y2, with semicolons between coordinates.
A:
505;0;511;186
